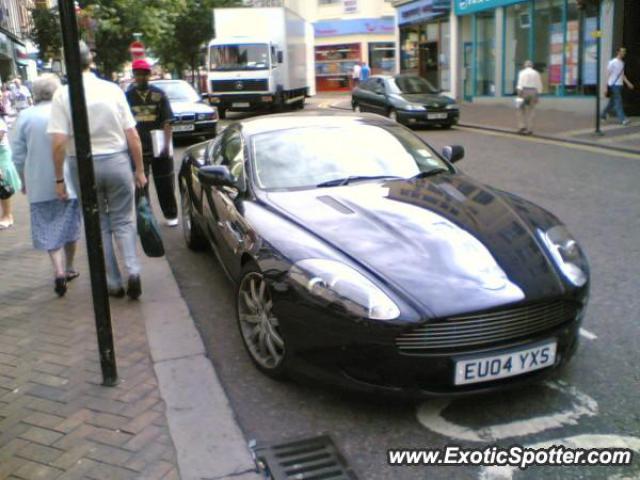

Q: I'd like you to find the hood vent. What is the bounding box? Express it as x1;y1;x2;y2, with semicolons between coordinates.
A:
317;195;355;215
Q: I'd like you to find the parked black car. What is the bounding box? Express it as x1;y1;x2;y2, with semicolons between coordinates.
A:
150;80;218;139
351;74;459;128
179;111;589;397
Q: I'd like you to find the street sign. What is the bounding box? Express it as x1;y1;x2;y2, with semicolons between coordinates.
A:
129;40;145;59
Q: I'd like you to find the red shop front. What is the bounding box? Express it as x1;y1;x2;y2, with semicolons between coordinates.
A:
314;43;361;92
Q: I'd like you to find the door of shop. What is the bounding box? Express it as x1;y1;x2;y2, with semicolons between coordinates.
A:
419;41;439;88
463;42;473;101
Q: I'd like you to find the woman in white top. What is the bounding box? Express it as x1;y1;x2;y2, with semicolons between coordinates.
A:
0;115;21;229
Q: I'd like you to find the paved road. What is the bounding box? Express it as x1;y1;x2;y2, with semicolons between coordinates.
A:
160;106;640;480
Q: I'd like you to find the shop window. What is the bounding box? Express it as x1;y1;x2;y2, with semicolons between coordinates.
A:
504;3;532;95
534;0;564;94
315;43;361;92
369;42;395;75
475;11;496;96
567;0;598;95
400;27;419;72
439;21;451;92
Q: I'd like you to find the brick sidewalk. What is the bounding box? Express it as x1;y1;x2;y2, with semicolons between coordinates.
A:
0;193;180;479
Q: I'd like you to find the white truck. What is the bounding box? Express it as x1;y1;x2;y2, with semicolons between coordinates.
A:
206;7;314;118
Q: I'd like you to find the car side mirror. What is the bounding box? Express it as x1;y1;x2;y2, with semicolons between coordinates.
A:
442;145;464;163
198;165;236;188
277;51;284;64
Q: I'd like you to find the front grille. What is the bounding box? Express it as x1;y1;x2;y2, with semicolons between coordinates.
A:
396;300;577;353
174;113;195;123
211;79;268;92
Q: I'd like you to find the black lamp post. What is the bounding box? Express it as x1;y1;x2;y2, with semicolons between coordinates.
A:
578;0;604;135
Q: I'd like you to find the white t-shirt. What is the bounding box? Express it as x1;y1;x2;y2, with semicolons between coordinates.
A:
352;64;361;80
517;67;543;93
607;58;624;86
47;72;136;156
13;85;31;110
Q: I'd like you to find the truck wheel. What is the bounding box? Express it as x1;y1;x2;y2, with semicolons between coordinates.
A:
218;108;226;120
294;98;305;110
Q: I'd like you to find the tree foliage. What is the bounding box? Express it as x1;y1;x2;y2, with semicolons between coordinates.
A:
31;7;62;60
149;0;240;77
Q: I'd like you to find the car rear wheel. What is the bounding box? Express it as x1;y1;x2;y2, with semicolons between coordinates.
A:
237;264;287;379
388;108;398;122
180;181;207;251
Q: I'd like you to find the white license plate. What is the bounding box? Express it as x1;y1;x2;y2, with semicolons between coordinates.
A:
233;102;250;108
427;113;448;120
173;124;195;132
454;341;557;385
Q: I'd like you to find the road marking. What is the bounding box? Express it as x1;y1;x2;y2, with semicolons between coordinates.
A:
478;434;640;480
579;328;598;340
416;381;598;442
457;126;640;160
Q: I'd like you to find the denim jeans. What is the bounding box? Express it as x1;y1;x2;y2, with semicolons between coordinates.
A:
68;152;140;290
602;85;626;123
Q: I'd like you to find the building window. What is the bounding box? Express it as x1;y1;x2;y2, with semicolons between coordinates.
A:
315;43;361;91
400;27;419;72
439;20;451;92
368;42;395;75
504;3;532;95
475;11;496;96
534;0;564;94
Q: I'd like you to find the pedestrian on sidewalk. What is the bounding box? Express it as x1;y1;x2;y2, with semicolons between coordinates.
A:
360;62;371;83
352;62;362;89
601;47;634;125
125;58;178;227
12;77;33;113
48;42;148;300
0;115;21;229
12;74;82;297
516;60;543;135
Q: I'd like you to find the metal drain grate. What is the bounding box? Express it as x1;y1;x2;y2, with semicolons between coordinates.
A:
251;434;358;479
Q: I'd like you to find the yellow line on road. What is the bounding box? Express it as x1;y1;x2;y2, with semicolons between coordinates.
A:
457;126;640;160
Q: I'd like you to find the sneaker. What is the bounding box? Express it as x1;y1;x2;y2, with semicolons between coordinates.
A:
127;275;142;300
108;287;126;298
622;119;630;126
165;218;179;227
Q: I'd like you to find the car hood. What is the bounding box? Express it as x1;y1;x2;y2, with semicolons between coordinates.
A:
170;101;214;115
263;174;566;318
399;93;452;108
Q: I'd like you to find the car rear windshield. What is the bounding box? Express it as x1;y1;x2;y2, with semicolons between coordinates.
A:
389;76;439;95
251;125;449;190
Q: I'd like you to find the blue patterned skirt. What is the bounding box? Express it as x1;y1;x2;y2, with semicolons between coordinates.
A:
30;199;82;251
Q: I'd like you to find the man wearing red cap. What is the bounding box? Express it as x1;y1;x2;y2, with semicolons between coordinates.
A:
126;58;178;226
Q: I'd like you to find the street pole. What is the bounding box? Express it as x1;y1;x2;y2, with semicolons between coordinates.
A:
595;0;603;135
58;0;118;386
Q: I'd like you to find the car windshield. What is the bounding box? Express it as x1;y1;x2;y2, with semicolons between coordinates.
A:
388;76;439;94
210;44;270;71
251;125;450;190
152;81;200;103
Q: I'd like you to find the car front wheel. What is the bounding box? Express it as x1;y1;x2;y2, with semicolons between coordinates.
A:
180;181;208;251
388;108;398;123
237;264;287;379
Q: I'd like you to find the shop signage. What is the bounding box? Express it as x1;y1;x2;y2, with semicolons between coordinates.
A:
344;0;358;14
314;17;395;38
397;0;450;26
455;0;527;16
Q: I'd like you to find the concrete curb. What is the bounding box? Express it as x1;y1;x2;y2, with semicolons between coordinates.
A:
327;101;639;155
140;256;261;480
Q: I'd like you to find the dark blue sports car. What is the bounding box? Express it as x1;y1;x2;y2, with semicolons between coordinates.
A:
178;111;589;397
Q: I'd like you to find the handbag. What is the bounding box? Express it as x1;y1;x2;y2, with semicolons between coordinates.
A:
136;193;165;257
0;174;14;200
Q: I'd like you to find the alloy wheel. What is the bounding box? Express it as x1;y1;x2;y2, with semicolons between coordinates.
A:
237;272;285;370
389;109;398;122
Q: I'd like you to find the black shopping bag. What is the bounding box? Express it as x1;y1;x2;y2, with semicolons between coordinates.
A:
136;193;165;257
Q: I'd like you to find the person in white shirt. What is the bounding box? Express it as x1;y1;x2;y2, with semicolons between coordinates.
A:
516;60;543;135
12;78;32;112
352;62;362;89
48;42;148;300
601;47;634;125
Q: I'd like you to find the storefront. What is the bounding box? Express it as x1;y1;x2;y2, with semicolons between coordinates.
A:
314;16;395;92
455;0;606;102
0;32;14;83
396;0;452;91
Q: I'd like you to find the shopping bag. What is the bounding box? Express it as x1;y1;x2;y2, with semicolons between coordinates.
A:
136;194;165;257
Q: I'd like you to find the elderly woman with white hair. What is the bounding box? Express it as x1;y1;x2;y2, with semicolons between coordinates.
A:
12;74;82;297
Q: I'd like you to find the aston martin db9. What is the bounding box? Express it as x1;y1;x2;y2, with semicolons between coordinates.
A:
178;111;589;397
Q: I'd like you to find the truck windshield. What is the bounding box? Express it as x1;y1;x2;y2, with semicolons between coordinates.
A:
210;44;270;71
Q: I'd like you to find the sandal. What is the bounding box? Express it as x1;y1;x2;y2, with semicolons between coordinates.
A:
65;270;80;281
54;277;67;297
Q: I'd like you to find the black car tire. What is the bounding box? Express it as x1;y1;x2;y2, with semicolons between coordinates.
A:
180;181;208;251
294;98;305;110
236;263;288;380
353;102;361;113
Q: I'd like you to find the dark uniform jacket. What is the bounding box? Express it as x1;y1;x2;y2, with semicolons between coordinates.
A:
126;85;173;156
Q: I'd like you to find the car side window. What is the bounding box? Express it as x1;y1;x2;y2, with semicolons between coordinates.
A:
209;135;224;166
360;79;373;91
216;128;246;189
373;78;385;93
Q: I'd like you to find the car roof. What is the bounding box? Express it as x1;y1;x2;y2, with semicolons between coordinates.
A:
237;111;398;137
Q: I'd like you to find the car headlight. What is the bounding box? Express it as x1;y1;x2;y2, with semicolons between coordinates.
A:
445;104;459;110
288;259;400;320
537;226;588;287
197;112;214;120
404;104;426;112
